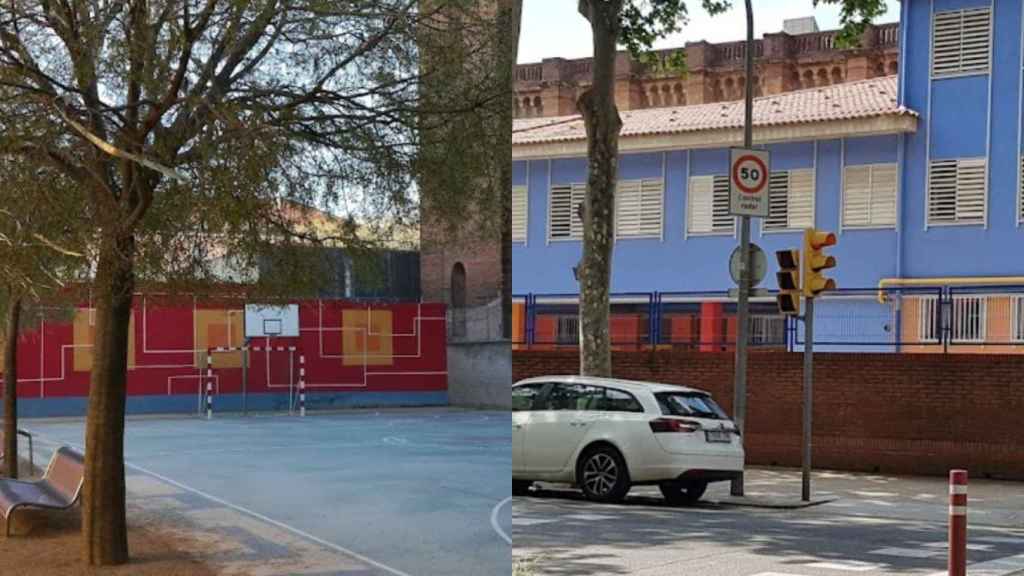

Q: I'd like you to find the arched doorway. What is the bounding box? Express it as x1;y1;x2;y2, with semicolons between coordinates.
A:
451;263;467;337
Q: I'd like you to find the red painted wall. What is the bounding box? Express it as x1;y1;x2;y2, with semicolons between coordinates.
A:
3;298;447;401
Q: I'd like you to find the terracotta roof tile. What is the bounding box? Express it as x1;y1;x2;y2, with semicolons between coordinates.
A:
512;75;915;146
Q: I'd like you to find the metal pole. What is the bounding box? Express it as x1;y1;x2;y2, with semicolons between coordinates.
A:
730;0;755;498
242;338;250;416
802;297;815;502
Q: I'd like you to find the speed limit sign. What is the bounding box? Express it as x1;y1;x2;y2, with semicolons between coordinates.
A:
729;148;770;217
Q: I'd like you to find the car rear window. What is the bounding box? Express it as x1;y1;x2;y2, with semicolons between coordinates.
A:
655;392;729;420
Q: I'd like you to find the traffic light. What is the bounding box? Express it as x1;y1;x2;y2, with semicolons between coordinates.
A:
775;249;801;315
802;228;837;297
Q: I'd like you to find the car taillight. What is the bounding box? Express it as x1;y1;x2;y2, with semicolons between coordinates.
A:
649;418;701;433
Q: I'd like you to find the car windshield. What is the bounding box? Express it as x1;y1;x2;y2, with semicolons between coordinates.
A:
655;392;729;420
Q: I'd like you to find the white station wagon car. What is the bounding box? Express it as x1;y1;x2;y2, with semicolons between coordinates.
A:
512;376;744;504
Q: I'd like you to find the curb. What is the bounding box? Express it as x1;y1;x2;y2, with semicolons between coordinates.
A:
709;495;839;510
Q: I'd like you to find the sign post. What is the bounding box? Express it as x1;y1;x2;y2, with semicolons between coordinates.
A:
729;0;760;498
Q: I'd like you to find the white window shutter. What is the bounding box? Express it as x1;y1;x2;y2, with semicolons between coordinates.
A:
928;160;959;224
843;165;872;228
955;159;986;224
615;180;641;238
870;164;898;227
960;8;992;74
932;11;963;76
511;185;528;243
765;172;790;231
844;164;897;228
549;183;586;240
639;179;664;238
787;169;815;229
712;175;734;232
932;8;991;77
688;176;714;234
616;179;662;239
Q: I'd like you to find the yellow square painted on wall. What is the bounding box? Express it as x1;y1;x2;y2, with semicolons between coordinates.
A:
73;309;136;371
342;309;393;366
194;309;245;368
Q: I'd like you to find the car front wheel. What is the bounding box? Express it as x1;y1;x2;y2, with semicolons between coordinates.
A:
659;480;708;506
577;445;630;503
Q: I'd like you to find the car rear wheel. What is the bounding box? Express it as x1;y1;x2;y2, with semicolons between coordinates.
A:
513;480;533;496
659;480;708;506
577;445;630;503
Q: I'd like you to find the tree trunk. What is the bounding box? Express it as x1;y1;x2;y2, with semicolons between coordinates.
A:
496;0;522;341
3;296;21;478
577;0;623;377
82;235;134;566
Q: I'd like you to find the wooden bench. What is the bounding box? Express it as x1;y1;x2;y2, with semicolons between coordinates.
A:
0;446;84;536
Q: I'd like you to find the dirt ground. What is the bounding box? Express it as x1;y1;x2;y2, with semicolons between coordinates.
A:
0;507;223;576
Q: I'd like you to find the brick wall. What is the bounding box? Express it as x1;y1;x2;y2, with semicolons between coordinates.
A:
513;349;1024;480
420;220;501;308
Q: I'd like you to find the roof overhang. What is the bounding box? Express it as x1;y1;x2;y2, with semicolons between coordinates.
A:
512;114;917;161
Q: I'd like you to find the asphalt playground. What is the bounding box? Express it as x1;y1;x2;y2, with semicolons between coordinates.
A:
22;408;512;576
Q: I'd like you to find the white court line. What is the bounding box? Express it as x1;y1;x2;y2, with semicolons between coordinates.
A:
27;433;413;576
805;560;883;572
491;497;512;545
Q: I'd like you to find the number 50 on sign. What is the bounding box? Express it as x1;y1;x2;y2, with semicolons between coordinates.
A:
729;148;770;217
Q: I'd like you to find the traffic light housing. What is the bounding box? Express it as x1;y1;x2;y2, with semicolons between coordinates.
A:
775;249;801;315
802;228;837;297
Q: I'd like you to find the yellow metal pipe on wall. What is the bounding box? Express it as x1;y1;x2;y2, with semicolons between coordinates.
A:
877;277;1024;302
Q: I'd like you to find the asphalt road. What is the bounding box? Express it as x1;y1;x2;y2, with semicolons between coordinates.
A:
513;473;1024;576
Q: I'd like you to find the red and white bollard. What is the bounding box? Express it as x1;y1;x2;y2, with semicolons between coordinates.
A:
949;469;968;576
299;355;306;418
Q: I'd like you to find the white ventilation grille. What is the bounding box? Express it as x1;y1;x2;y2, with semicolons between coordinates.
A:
919;296;940;343
512;185;528;243
950;296;986;343
764;169;815;231
1019;156;1024;224
687;175;733;235
932;8;991;77
1013;296;1024;343
548;182;586;240
928;158;986;226
843;163;898;228
616;179;664;239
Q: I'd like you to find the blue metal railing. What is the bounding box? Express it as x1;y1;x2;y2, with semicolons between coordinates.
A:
514;285;1024;352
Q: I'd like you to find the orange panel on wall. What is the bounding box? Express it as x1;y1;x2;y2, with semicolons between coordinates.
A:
342;309;394;366
74;309;136;371
195;309;244;368
610;314;642;344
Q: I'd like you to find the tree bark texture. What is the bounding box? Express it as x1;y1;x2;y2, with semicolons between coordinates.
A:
3;296;21;478
577;0;623;377
82;235;135;566
496;0;523;341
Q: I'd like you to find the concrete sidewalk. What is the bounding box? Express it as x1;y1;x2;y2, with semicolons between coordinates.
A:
699;467;1024;526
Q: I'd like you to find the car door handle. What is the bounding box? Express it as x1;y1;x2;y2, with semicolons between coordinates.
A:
570;421;589;427
513;424;523;430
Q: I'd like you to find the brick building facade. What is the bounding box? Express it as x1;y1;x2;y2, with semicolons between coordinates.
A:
514;19;899;119
425;17;899;326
